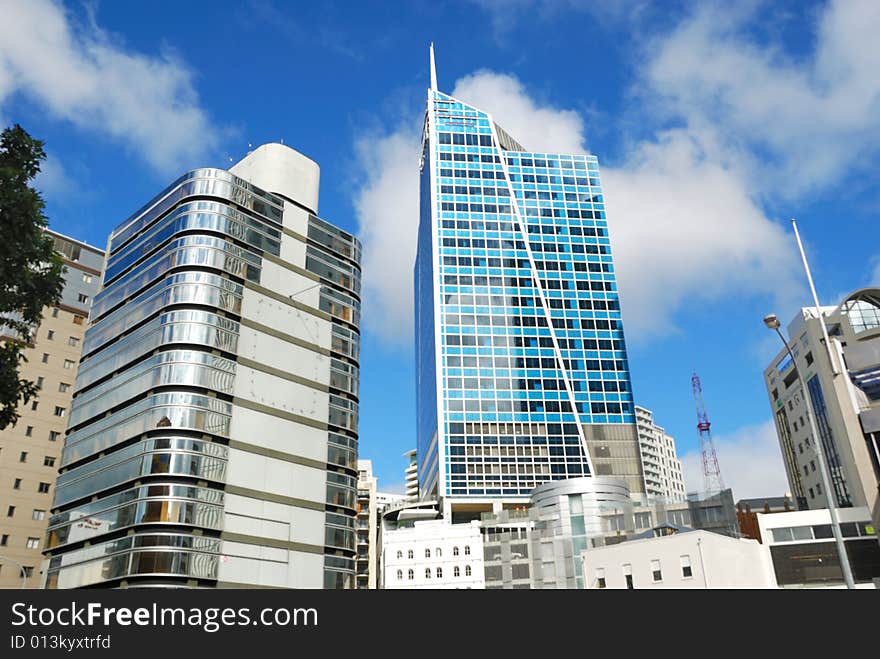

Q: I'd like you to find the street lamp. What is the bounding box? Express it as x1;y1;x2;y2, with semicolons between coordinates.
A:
0;554;28;589
763;313;856;589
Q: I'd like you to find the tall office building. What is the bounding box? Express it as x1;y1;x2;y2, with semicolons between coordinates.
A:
0;231;102;588
415;50;641;520
763;289;880;524
634;405;687;501
43;143;362;589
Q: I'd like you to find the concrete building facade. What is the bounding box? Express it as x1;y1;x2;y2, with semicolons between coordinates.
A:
763;291;880;521
0;230;103;588
42;144;361;589
757;507;880;588
582;526;777;589
381;519;484;589
356;460;378;589
634;405;686;501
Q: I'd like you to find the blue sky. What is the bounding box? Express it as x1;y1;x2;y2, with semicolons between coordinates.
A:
2;0;878;497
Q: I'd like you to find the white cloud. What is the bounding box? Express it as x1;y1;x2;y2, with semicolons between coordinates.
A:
451;71;586;154
680;420;790;500
643;0;880;198
354;128;421;344
0;0;221;174
603;129;801;338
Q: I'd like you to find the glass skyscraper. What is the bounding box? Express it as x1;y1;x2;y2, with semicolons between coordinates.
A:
416;59;642;513
43;144;361;588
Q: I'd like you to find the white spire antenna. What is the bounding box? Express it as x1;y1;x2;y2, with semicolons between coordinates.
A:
429;42;438;91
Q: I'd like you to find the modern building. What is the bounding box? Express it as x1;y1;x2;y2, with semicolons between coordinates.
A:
403;448;419;502
634;405;686;501
0;230;103;588
762;289;880;529
757;507;880;588
581;525;777;589
42;143;362;589
736;495;794;542
415;49;641;523
356;460;378;589
381;519;485;589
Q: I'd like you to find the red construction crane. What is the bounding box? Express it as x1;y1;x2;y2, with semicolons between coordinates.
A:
692;372;724;494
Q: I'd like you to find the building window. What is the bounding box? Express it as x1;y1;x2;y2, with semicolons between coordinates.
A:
77;293;89;304
63;359;74;369
13;478;21;490
36;377;43;389
623;564;633;589
596;568;606;589
816;483;822;495
0;534;7;546
73;315;84;325
19;451;27;463
47;330;54;340
396;550;402;560
32;510;45;521
680;555;693;578
41;353;49;363
25;426;33;437
651;559;663;582
7;506;15;517
407;550;413;560
49;431;60;442
38;482;50;493
407;570;414;580
425;548;431;558
43;456;55;467
436;547;442;557
810;460;816;472
59;382;70;393
82;273;93;284
809;487;815;499
67;336;79;347
436;567;443;579
52;308;59;318
30;400;38;411
454;566;460;577
464;545;471;555
453;546;459;556
23;567;33;578
396;570;403;581
425;568;431;579
26;538;39;550
54;407;65;417
465;566;472;577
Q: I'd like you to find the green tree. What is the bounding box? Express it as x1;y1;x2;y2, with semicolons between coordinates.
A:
0;124;65;430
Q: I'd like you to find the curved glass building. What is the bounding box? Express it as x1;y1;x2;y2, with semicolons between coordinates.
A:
44;144;361;588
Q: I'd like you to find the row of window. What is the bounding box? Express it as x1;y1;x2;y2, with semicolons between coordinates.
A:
42;330;81;346
23;398;67;416
395;546;471;560
18;429;62;442
594;555;693;588
0;534;42;549
48;306;86;324
37;353;77;369
396;566;473;580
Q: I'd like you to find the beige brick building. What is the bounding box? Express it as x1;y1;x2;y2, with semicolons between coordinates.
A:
0;230;103;588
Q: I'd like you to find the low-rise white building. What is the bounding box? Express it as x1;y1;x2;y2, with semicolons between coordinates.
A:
757;507;880;588
382;519;485;589
581;525;777;589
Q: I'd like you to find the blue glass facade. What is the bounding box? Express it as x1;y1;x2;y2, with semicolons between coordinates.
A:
416;90;636;499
